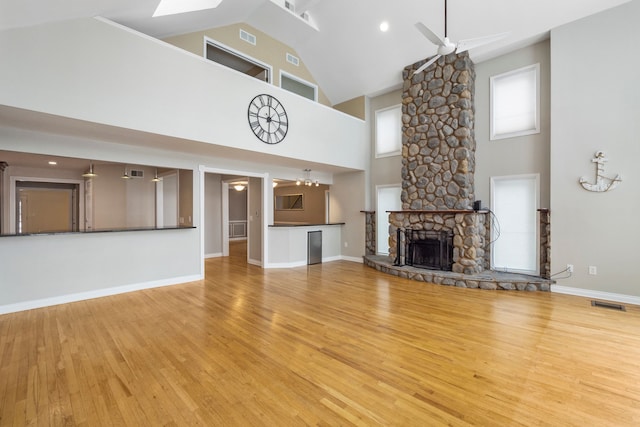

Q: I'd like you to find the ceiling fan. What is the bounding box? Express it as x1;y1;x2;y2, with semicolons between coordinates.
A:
413;0;508;75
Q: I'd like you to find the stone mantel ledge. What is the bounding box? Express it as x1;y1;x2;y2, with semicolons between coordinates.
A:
386;210;489;214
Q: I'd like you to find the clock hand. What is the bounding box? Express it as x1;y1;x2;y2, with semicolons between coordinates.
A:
263;115;284;125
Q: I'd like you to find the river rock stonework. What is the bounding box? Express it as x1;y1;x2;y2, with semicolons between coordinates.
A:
401;52;476;210
389;211;489;275
367;52;552;291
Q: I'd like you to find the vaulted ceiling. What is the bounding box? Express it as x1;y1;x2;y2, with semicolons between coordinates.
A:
0;0;631;105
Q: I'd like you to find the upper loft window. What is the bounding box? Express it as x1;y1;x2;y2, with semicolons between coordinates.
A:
204;37;272;83
375;105;402;158
490;64;540;140
280;71;317;102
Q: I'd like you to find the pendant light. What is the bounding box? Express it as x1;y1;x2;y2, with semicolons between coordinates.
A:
151;169;161;182
82;161;97;178
121;165;130;179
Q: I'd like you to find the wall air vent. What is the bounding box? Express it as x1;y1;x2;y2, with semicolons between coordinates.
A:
285;1;295;12
300;11;309;21
286;53;299;66
239;29;256;45
130;170;144;178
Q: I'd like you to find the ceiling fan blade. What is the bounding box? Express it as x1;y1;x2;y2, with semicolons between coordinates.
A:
413;55;441;76
456;32;509;53
415;22;446;47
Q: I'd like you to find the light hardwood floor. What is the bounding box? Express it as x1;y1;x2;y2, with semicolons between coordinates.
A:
1;241;639;426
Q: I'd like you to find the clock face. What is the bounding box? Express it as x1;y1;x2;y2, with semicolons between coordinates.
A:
247;94;289;144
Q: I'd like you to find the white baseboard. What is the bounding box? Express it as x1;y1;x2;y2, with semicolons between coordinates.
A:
552;285;640;306
205;252;223;259
341;255;364;263
265;256;363;269
0;274;203;315
266;261;308;269
248;258;263;267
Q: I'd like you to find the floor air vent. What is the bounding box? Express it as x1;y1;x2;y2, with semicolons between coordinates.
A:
591;300;626;311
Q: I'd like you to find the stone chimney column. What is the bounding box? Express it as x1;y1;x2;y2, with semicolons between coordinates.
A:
401;52;476;210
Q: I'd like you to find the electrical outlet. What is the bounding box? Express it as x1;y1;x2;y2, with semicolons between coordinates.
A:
589;266;597;275
567;264;574;273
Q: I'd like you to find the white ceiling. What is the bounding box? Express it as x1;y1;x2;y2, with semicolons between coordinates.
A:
0;0;630;105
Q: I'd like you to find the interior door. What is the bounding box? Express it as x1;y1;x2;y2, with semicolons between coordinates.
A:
17;184;78;233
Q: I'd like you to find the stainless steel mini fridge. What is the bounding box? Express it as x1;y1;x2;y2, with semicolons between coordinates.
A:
307;230;322;265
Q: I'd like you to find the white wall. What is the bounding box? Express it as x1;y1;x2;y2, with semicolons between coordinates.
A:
329;171;366;261
268;225;343;267
550;0;640;298
0;15;370;313
204;173;222;257
0;129;203;312
0;126;360;313
475;40;551;209
369;90;403;198
248;177;263;265
0;17;367;172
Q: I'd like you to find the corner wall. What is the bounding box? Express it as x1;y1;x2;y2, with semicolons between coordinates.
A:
550;0;640;298
474;40;551;209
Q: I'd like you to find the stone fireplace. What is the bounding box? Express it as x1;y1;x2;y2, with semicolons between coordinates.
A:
388;52;489;274
362;52;552;291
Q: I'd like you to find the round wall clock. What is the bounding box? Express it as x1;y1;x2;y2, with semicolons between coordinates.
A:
247;94;289;144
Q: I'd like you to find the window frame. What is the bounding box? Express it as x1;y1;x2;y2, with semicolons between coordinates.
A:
375;104;402;158
203;36;273;84
490;173;540;275
279;70;318;102
490;63;540;141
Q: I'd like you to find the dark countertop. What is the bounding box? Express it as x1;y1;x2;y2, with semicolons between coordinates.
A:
269;223;345;227
0;226;196;238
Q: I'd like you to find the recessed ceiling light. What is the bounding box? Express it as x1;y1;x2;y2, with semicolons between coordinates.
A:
153;0;223;17
379;21;390;32
48;161;57;165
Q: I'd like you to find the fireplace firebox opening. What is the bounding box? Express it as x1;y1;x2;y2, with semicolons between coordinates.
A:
404;229;454;271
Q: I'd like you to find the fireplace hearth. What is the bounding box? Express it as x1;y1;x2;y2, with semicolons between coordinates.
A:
404;229;453;271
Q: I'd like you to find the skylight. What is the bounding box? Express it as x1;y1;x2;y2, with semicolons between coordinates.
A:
153;0;223;17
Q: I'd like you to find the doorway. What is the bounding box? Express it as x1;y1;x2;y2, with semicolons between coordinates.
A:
201;168;267;275
15;181;79;234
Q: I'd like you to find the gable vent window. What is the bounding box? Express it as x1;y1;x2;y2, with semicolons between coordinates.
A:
286;53;299;66
239;29;256;46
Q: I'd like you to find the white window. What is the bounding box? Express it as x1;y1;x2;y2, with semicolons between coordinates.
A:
280;71;317;101
490;174;539;275
376;185;402;255
490;64;540;140
375;105;402;157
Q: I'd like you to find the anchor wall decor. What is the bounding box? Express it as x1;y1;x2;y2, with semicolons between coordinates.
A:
579;151;621;192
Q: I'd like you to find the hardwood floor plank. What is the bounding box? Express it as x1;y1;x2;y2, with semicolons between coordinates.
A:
1;242;640;425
